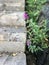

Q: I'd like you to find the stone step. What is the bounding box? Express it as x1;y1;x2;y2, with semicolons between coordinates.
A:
0;33;26;42
0;53;26;65
0;41;26;53
0;0;25;3
0;27;26;33
0;3;25;12
0;12;25;26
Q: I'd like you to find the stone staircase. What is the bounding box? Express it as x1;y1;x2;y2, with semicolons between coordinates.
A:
0;0;26;65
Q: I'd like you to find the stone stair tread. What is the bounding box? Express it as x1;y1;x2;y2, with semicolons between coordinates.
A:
0;33;26;42
0;53;26;65
0;54;8;65
0;0;25;3
0;26;26;33
0;41;26;53
0;12;25;26
0;3;25;12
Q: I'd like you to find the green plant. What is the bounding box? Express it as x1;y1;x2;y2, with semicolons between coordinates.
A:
25;0;46;21
26;19;49;53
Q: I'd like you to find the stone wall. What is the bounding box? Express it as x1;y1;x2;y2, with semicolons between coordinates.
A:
0;0;26;65
0;0;26;53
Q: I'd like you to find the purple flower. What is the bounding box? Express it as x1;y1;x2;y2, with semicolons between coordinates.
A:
23;12;29;20
26;39;31;46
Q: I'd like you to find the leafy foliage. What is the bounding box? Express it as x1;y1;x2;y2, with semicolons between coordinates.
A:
25;0;46;21
26;0;49;53
26;19;48;53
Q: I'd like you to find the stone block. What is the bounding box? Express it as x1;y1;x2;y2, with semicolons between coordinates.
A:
5;3;24;11
0;41;26;53
0;27;26;33
0;12;25;26
0;53;26;65
0;33;26;43
0;3;25;12
0;0;25;3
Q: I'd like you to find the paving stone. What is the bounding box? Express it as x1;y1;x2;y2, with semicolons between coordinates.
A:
0;3;25;12
0;0;26;65
5;3;24;11
0;53;26;65
0;27;26;33
0;54;9;65
0;41;26;53
0;4;3;12
0;33;26;42
0;12;25;26
0;0;25;3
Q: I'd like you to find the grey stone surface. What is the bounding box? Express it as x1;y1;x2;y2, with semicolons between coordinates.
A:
0;27;26;33
0;3;25;12
0;0;25;12
46;20;49;36
0;53;26;65
5;3;25;11
0;33;26;42
0;4;3;12
0;12;25;26
0;0;25;3
0;0;26;65
0;54;9;65
42;4;49;19
46;21;49;29
0;41;26;53
0;1;26;65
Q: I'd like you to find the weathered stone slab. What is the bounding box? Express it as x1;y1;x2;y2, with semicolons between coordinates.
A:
0;26;26;42
0;54;9;65
0;3;25;12
0;41;26;53
5;3;24;11
0;4;3;12
0;33;26;42
0;0;25;3
0;12;25;26
0;53;26;65
0;27;26;33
